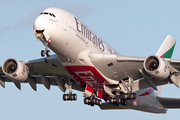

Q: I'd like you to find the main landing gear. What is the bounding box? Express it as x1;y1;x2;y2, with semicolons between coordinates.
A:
63;80;77;101
109;93;136;106
63;89;77;101
63;93;77;101
84;94;102;106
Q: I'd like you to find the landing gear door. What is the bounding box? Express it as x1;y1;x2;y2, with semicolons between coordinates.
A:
43;29;51;42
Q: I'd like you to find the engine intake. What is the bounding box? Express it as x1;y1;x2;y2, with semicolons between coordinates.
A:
145;56;159;71
143;55;170;80
2;58;29;82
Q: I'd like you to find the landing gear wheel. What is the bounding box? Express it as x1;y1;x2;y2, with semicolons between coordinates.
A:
129;93;136;100
123;93;128;99
73;94;77;100
95;99;99;105
133;93;136;99
109;98;114;104
84;98;89;104
98;99;102;106
46;50;51;57
69;94;74;101
84;97;102;107
41;50;45;57
63;94;66;101
88;102;91;105
120;94;123;99
116;98;121;104
63;94;68;101
90;103;94;106
122;99;127;106
91;98;96;104
123;100;127;106
129;93;134;100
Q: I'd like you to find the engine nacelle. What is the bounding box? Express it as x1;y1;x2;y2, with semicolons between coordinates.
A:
2;58;29;82
143;55;170;80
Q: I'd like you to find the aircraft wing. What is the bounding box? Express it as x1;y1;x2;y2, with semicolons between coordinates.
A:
0;55;83;92
157;96;180;108
1;53;180;94
169;59;180;70
89;53;180;92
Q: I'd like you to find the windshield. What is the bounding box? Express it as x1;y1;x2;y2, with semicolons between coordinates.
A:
40;12;56;17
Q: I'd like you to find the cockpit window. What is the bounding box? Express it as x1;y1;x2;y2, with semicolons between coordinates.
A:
44;12;49;15
40;12;56;17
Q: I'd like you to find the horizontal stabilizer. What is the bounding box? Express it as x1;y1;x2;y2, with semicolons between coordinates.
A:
158;96;180;108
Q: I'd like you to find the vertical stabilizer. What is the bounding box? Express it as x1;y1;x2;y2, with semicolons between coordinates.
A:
156;35;176;59
156;35;176;96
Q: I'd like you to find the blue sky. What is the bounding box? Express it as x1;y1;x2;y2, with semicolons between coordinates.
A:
0;0;180;119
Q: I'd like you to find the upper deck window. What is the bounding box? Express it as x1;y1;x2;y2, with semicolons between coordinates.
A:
40;12;56;17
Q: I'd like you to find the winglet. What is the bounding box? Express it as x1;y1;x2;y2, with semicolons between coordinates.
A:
156;35;176;59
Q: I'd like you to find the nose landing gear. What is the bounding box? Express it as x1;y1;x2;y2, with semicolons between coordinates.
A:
41;50;50;57
41;42;51;57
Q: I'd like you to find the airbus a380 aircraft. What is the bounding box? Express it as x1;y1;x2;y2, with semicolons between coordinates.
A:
1;7;180;114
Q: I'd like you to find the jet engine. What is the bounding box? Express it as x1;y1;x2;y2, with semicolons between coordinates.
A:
2;58;29;82
143;55;170;80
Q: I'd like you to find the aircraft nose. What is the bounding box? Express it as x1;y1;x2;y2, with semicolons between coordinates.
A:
33;15;46;31
34;15;51;43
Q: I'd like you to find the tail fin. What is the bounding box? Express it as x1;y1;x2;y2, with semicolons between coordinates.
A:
156;35;176;96
156;35;176;59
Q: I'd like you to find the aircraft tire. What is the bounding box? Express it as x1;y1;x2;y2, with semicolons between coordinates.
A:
116;98;121;104
109;98;114;104
73;94;77;100
95;98;99;105
120;94;123;99
46;50;50;57
63;94;68;101
69;94;74;100
98;99;102;106
41;50;45;57
122;99;127;106
84;98;89;104
123;93;128;99
91;98;96;104
129;93;134;100
133;93;136;99
90;103;94;107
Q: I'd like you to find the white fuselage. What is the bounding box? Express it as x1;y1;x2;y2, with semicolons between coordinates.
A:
33;7;166;113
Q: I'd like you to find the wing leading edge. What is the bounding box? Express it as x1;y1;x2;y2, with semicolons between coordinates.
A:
89;35;180;92
88;52;177;92
0;55;83;92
